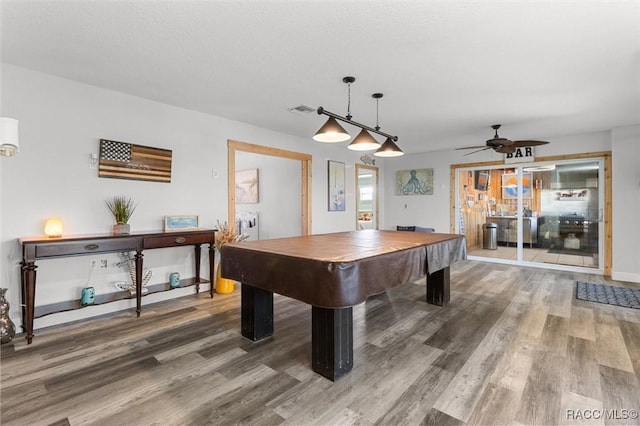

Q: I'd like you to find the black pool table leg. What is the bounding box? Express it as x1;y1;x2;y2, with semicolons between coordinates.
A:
426;266;450;306
241;283;274;341
311;306;353;381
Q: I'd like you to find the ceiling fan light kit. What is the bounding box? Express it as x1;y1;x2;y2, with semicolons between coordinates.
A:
314;77;404;157
456;124;549;156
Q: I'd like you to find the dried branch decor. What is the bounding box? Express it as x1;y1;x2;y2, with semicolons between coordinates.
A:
215;220;248;250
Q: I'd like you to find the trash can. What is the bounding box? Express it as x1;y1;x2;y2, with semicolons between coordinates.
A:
483;223;498;250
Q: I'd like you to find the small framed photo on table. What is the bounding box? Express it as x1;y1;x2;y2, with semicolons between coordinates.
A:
164;215;199;232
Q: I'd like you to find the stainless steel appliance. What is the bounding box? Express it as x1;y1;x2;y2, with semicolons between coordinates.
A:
559;213;590;249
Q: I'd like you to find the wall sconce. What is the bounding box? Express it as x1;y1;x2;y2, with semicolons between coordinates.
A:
0;117;20;157
44;218;63;238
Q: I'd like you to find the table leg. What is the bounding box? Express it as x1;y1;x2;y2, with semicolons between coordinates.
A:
135;251;143;317
426;266;450;307
21;261;37;344
194;244;201;293
241;283;273;341
311;306;353;381
209;244;215;298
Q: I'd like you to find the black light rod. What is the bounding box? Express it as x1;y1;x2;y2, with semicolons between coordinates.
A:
317;107;399;142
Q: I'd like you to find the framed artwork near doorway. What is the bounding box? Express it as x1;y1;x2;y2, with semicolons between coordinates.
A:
328;160;346;211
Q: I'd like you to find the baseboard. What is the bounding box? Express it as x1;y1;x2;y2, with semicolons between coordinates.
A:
611;271;640;284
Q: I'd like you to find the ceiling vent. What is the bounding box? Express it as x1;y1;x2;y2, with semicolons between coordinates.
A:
289;105;316;115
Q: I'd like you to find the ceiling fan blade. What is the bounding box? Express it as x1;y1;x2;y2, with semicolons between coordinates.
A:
463;147;492;156
512;140;549;147
455;145;487;150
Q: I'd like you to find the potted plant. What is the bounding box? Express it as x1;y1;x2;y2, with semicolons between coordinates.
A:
214;220;248;294
106;195;137;235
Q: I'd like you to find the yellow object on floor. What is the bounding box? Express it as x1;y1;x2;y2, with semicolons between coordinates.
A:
215;264;235;294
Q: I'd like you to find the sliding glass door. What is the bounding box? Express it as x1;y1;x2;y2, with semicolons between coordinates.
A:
457;158;603;272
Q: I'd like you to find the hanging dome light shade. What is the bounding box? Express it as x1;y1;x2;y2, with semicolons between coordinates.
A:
374;137;404;157
313;117;351;143
347;128;381;151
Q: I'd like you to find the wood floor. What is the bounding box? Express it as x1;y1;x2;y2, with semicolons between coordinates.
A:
1;260;639;425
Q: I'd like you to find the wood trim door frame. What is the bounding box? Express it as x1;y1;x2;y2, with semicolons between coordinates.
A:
228;140;312;236
355;164;379;230
449;151;612;276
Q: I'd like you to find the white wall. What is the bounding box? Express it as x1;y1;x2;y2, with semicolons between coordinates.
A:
235;151;302;239
0;64;378;330
611;125;640;283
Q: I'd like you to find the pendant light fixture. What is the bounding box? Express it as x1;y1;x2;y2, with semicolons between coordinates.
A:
313;77;354;143
348;92;382;151
370;93;404;157
314;76;403;157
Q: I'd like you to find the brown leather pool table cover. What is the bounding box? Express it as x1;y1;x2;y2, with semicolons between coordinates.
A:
221;230;466;308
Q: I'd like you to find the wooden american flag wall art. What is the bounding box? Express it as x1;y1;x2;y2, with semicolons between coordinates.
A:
98;139;172;183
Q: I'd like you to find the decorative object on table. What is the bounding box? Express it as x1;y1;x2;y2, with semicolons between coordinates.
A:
169;272;181;288
80;286;95;306
396;169;434;195
0;288;16;344
164;215;198;232
576;281;640;309
115;252;152;294
328;160;346;211
359;154;375;166
44;217;63;238
98;139;172;183
106;195;137;235
235;168;259;204
214;220;248;294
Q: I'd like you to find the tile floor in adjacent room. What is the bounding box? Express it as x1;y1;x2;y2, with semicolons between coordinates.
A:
468;246;598;268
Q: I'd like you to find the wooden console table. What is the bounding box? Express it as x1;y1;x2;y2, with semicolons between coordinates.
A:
20;229;216;344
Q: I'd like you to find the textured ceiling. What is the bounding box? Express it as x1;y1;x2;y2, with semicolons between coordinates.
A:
1;0;639;154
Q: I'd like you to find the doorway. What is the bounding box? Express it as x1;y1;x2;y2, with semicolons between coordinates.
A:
355;164;378;230
227;140;312;237
451;152;611;275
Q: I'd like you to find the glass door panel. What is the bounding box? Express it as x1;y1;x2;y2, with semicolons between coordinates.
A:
462;159;602;271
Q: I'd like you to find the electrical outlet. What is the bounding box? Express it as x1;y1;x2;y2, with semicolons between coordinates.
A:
100;259;108;268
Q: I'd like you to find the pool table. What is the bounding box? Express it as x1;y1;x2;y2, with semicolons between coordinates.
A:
220;230;466;380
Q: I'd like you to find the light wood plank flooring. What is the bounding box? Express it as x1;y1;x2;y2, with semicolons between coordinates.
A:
1;261;639;425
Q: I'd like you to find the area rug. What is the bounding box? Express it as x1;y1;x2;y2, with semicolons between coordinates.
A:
576;281;640;309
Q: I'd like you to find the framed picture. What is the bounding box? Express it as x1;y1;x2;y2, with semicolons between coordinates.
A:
328;160;346;211
502;173;532;199
475;171;490;191
235;168;259;204
396;168;434;195
164;215;199;232
99;139;172;183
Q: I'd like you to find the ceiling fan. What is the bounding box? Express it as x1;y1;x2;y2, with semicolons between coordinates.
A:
457;124;550;156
